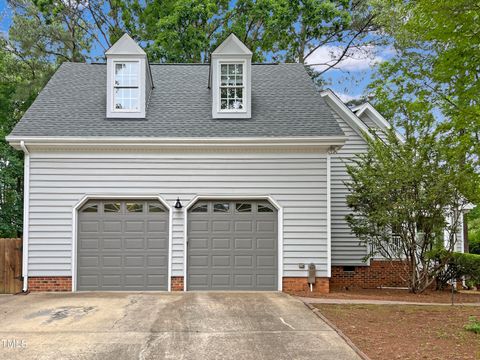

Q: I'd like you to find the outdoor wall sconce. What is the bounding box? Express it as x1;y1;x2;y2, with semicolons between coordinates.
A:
174;198;183;210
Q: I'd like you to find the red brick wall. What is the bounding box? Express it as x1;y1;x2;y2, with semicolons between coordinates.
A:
282;277;329;296
28;276;72;292
330;260;409;290
171;276;184;291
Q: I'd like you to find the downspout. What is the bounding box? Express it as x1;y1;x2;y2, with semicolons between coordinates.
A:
20;141;30;292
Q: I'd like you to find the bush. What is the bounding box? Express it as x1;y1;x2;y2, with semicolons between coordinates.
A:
431;250;480;289
464;317;480;334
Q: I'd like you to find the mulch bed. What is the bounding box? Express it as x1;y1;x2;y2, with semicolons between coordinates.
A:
321;288;480;303
314;304;480;360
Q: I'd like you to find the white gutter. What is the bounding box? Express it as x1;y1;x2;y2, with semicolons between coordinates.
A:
6;135;347;149
19;141;30;292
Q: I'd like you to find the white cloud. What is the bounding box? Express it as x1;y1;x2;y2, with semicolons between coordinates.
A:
335;92;362;103
305;45;385;72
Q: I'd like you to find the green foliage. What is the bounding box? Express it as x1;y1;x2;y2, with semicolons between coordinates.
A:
0;12;54;237
130;0;374;63
346;117;477;292
467;206;480;254
369;0;480;171
432;250;480;288
464;317;480;334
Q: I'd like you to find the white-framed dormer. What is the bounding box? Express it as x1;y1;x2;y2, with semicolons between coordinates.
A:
105;33;153;119
211;34;252;119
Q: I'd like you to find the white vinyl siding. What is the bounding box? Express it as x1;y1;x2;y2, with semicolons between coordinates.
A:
328;107;370;265
358;112;388;141
27;150;329;278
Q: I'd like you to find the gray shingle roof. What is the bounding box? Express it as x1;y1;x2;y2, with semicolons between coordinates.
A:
9;62;344;138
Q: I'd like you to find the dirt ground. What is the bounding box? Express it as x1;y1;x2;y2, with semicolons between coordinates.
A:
314;304;480;360
323;288;480;303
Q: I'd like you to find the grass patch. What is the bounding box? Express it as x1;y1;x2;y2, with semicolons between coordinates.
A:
465;316;480;334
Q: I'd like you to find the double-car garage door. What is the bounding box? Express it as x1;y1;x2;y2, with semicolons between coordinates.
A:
77;199;278;291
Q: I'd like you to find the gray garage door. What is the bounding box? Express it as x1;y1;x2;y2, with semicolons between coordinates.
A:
187;200;278;290
77;200;169;291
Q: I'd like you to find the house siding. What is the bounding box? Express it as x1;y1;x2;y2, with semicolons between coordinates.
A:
328;107;369;266
27;149;329;279
358;112;388;141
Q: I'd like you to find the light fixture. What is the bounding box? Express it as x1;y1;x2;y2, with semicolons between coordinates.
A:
174;198;183;210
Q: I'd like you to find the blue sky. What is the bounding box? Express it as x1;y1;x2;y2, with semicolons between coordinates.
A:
0;0;390;102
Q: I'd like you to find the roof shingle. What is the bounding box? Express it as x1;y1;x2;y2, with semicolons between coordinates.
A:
9;62;344;138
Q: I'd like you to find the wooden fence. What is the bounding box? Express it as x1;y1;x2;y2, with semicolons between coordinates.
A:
0;238;22;294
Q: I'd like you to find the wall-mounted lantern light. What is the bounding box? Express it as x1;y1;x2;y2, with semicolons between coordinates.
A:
174;197;183;210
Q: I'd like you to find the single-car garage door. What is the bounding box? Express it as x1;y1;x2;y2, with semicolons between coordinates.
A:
77;200;169;291
187;200;278;290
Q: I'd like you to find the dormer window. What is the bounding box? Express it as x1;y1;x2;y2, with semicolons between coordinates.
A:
211;34;252;119
220;63;244;111
105;33;152;119
114;61;140;111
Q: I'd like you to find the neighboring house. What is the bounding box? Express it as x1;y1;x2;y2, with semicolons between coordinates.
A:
6;34;466;294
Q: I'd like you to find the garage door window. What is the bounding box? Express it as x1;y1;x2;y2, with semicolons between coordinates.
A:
126;202;143;213
258;204;274;212
104;202;121;212
81;204;98;213
191;203;208;213
148;203;166;213
213;203;230;212
236;203;251;212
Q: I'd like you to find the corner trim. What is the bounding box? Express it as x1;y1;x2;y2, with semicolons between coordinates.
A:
20;141;30;292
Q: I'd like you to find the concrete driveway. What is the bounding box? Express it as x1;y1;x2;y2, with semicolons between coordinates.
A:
0;292;361;360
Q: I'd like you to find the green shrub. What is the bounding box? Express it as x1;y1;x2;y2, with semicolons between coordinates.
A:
430;250;480;289
464;317;480;334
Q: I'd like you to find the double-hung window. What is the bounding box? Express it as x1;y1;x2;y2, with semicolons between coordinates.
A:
220;63;244;111
113;61;140;111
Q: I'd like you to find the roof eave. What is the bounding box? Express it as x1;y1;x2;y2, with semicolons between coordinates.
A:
7;135;347;150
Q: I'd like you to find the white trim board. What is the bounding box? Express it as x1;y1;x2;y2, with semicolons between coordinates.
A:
71;194;173;292
183;195;284;291
20;141;30;291
320;89;374;141
6;136;347;150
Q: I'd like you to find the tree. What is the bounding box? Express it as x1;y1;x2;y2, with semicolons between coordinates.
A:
0;44;53;237
345;97;479;293
369;0;480;170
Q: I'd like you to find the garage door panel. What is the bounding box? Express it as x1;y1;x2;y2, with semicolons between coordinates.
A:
77;200;169;291
102;238;122;250
234;238;254;249
234;255;253;267
187;200;277;291
189;238;209;249
212;221;231;232
103;221;122;233
212;274;231;287
147;220;167;232
80;221;100;233
211;255;230;267
212;238;230;249
234;221;253;232
102;255;122;267
80;239;99;250
256;238;276;249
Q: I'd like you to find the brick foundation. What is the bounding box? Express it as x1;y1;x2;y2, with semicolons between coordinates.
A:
171;276;184;291
28;276;72;292
330;260;408;290
282;277;330;296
